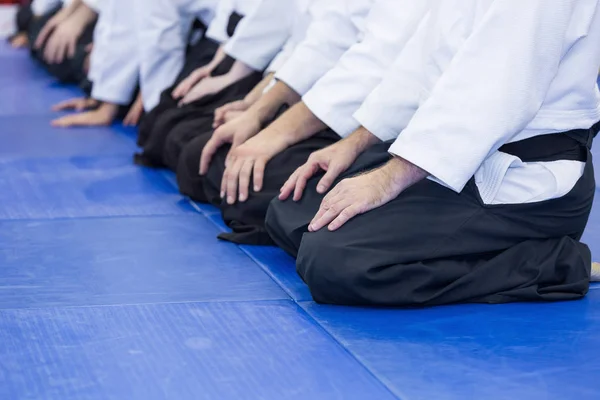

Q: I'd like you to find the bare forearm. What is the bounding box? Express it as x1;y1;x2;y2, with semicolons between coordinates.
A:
249;80;301;125
70;3;98;27
63;0;84;17
244;73;275;106
207;46;227;71
344;127;382;155
266;101;327;149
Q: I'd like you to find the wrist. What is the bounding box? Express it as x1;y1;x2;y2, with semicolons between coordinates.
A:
385;157;428;192
348;127;380;154
98;103;119;119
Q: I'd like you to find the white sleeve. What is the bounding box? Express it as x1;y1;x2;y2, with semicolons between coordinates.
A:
274;0;368;97
388;0;580;193
223;0;294;71
137;0;195;110
89;0;139;105
205;0;234;43
352;10;431;143
303;0;429;138
32;0;62;15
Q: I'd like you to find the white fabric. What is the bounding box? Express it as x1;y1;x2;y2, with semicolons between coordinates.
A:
354;0;600;205
274;0;374;97
205;0;261;44
89;0;139;105
138;0;218;110
224;0;298;72
303;0;430;138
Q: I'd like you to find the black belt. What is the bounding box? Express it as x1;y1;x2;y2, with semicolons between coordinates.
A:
499;120;600;163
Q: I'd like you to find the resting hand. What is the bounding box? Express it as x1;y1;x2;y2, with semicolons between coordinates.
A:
52;97;99;112
220;129;288;204
213;100;250;128
171;66;211;99
179;75;231;106
43;17;84;64
123;94;144;126
51;103;119;128
279;130;379;201
199;112;261;175
35;11;70;49
309;157;427;232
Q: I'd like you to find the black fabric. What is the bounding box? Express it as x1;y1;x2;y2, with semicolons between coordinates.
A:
16;4;33;32
265;140;595;307
499;121;599;162
137;71;262;169
28;9;96;84
177;128;340;245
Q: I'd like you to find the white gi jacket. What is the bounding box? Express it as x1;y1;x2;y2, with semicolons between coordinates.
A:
303;0;430;138
354;0;600;205
275;0;374;97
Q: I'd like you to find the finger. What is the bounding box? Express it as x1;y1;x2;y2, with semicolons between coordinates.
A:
200;135;225;175
253;158;266;193
52;99;77;111
225;158;243;205
51;114;83;128
35;25;52;49
309;197;348;232
75;99;89;112
46;38;59;63
172;81;188;99
238;159;254;202
55;41;67;64
294;163;320;201
220;164;229;199
328;204;363;231
309;189;343;230
317;163;345;194
279;170;300;201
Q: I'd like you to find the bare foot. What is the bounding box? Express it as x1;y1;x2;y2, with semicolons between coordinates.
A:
592;262;600;282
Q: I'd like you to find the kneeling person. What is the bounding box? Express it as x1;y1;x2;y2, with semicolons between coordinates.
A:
266;0;600;306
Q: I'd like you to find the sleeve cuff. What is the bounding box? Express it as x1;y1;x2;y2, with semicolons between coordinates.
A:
92;85;135;106
388;137;469;193
353;105;400;142
224;41;269;71
303;90;359;138
275;58;319;97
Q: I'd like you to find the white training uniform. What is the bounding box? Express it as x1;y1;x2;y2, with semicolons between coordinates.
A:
138;0;264;111
90;0;261;109
137;0;218;110
353;0;600;206
303;0;431;138
223;0;298;73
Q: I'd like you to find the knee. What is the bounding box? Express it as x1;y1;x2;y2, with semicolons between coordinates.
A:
297;231;368;305
176;139;204;196
163;126;187;172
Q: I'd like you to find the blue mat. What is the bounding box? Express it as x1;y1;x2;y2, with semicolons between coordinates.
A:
0;42;599;400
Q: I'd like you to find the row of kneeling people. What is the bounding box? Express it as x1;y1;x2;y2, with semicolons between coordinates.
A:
9;0;600;306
